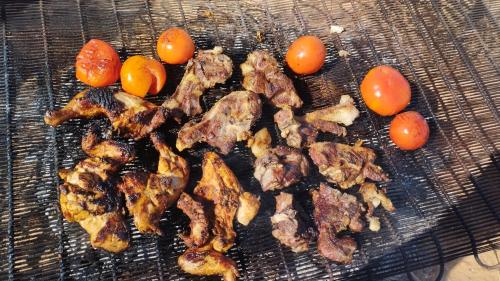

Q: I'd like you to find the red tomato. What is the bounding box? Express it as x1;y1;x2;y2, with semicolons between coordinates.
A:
389;111;429;150
360;65;411;116
157;27;195;64
75;39;121;87
286;35;326;75
120;55;166;98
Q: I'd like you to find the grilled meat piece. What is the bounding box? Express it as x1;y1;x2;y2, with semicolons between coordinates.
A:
254;146;310;191
274;108;317;149
194;152;260;252
177;192;210;248
118;132;189;235
247;128;272;158
312;183;364;263
237;191;261;226
178;245;239;281
309;141;389;189
58;126;134;253
270;192;309;253
304;95;360;136
177;91;262;154
359;182;395;232
45;88;167;140
241;50;302;109
163;47;233;119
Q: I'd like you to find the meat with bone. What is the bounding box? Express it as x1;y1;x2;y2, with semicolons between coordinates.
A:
178;245;239;281
177;192;211;248
118;132;189;235
45;88;167;140
177;91;262;154
270;192;309;253
241;50;303;109
311;183;365;263
163;47;233;119
58;125;134;253
358;182;395;232
274;108;318;149
309;141;389;189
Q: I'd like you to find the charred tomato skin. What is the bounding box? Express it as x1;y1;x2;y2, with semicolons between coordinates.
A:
75;39;121;87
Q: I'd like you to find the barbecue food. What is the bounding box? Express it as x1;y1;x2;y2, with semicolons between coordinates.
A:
311;183;365;263
270;192;309;252
241;50;303;109
309;141;389;189
194;152;260;253
45;88;167;140
118;132;189;235
304;95;360;136
178;245;239;281
359;182;395;232
274;108;317;149
163;47;233;119
177;91;262;154
247;127;272;158
58;126;134;253
177;192;210;248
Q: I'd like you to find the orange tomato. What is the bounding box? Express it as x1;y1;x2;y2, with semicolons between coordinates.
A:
360;65;411;116
75;39;121;87
286;35;326;75
120;55;166;97
389;111;429;150
157;27;195;64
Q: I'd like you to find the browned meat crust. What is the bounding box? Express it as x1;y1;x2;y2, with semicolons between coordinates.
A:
177;91;262;154
45;88;167;140
304;95;359;135
177;192;211;248
274;108;317;149
178;245;239;281
163;47;233;119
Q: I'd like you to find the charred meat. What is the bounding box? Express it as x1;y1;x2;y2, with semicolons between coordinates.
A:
270;192;309;253
118;132;189;235
274;108;317;149
177;193;210;248
309;141;389;189
178;245;239;281
241;50;303;109
163;47;233;119
311;183;365;263
359;182;395;232
45;88;167;140
304;95;360;136
177;91;262;154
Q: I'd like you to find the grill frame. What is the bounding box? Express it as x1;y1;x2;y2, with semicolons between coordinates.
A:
0;0;499;280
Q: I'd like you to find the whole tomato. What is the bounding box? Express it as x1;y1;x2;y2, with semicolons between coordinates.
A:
360;65;411;116
120;55;166;98
157;27;195;64
389;111;430;150
286;35;326;75
75;39;121;87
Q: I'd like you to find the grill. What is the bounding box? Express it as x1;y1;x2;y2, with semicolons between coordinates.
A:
1;0;499;280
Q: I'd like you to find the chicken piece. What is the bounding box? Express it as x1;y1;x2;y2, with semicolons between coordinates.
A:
237;192;260;226
194;152;260;252
274;108;317;149
45;88;167;140
177;192;210;248
312;183;364;263
309;141;389;189
58;126;134;253
118;132;189;235
359;182;395;232
270;192;309;253
241;50;303;109
254;146;310;191
178;245;239;281
177;91;262;154
247;128;272;158
163;47;233;119
304;95;360;136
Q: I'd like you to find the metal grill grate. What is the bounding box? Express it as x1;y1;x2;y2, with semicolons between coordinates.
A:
0;0;499;280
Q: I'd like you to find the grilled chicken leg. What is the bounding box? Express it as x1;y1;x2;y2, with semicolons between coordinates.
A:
178;245;239;281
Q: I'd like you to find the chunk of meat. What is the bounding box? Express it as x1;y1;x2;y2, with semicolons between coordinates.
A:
304;95;360;136
309;141;389;189
177;91;262;154
237;192;260;226
178;245;239;281
270;192;309;253
312;183;365;263
274;108;317;149
118;132;189;235
247;128;272;158
45;88;167;140
163;47;233;119
241;50;302;109
359;182;395;232
177;193;210;248
194;152;260;252
254;145;310;191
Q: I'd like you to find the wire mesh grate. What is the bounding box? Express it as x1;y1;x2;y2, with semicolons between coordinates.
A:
0;0;499;280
